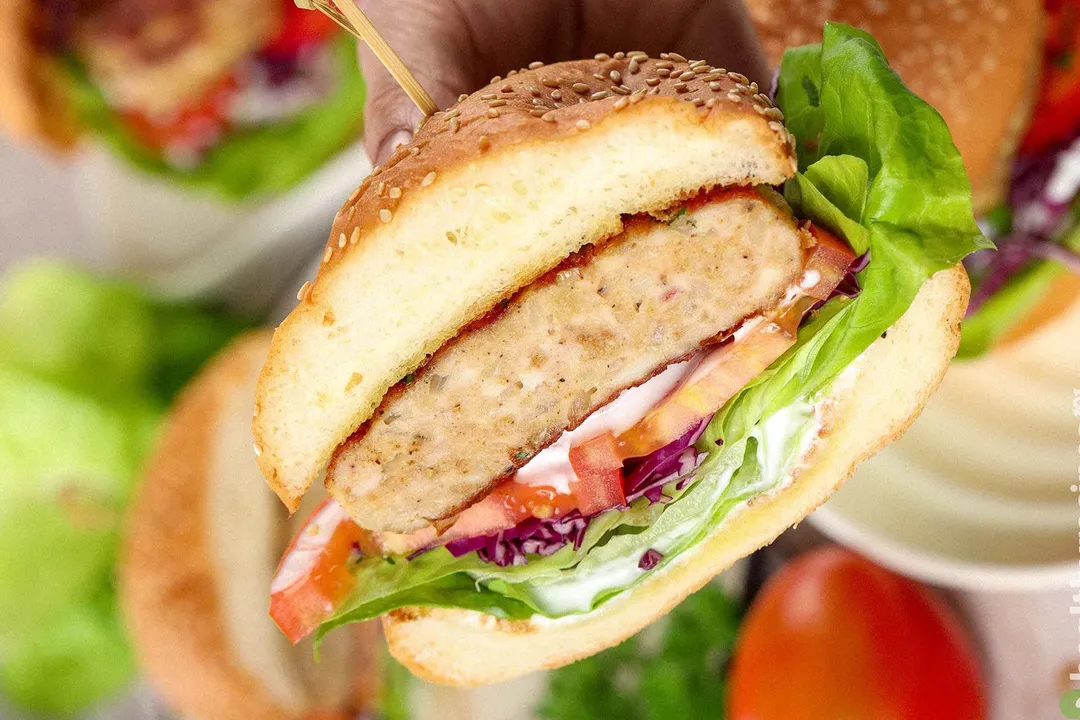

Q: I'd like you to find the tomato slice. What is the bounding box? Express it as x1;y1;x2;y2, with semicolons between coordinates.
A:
120;72;238;156
615;224;855;459
269;498;366;644
1020;0;1080;155
567;433;627;515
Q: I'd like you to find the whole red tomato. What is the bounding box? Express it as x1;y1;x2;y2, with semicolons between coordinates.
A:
728;548;987;720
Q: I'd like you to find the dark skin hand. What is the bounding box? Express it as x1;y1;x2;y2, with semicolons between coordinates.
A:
357;0;769;164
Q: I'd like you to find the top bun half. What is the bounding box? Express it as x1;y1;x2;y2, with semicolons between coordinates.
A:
253;55;799;513
746;0;1044;213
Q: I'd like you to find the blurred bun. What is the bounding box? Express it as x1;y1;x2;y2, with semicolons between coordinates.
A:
121;332;379;720
747;0;1044;213
253;55;799;512
384;266;970;685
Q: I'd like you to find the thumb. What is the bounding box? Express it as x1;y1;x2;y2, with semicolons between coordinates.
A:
356;2;474;165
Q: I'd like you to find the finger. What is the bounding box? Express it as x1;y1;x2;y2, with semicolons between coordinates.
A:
356;0;476;164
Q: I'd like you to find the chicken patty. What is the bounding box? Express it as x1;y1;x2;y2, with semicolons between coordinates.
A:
328;190;807;532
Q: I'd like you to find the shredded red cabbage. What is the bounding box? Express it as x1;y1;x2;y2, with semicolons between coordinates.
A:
638;549;663;570
966;129;1080;314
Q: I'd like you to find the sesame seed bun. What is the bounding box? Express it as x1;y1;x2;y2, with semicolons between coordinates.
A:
120;332;379;720
253;54;799;513
746;0;1044;214
383;264;970;686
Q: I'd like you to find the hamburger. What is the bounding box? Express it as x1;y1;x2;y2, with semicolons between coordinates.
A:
0;0;364;198
120;332;380;720
254;23;986;685
748;0;1080;354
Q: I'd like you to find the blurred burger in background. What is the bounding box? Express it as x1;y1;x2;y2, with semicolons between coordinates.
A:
121;332;380;720
749;0;1080;355
0;0;364;198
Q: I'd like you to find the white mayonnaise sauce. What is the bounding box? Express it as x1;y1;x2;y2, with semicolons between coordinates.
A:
513;360;695;494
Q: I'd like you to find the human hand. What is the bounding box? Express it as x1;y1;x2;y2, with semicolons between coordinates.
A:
356;0;769;164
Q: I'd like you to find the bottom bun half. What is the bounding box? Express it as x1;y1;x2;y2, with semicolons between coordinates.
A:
382;264;970;686
120;331;379;720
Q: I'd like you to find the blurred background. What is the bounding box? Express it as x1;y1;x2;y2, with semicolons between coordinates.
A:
0;0;1078;718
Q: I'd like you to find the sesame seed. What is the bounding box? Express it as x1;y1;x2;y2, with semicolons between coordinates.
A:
376;181;385;195
529;86;541;97
389;186;402;199
593;73;606;81
709;81;723;91
591;90;609;100
541;77;559;88
628;50;647;58
422;171;437;186
337;233;346;248
764;107;784;121
610;70;622;83
646;77;661;87
713;68;726;75
614;97;629;110
755;93;772;106
323;246;333;262
481;93;497;101
690;59;708;69
449;117;461;132
706;98;717;108
444;109;460;120
530;107;547;117
699;72;722;82
409;146;419;156
629;93;645;104
541;111;556;122
508;69;519;76
490;75;502;83
573;82;589;93
594;52;611;61
629;59;640;74
727;71;749;84
693;65;712;74
655;61;674;70
458;93;468;102
528;60;544;69
479;136;491;151
768;120;785;133
690;97;705;107
678;71;695;81
612;84;632;95
614;51;626;60
379;209;392;223
657;68;672;78
347;206;356;221
660;52;670;60
668;52;687;63
576;119;590;130
349;186;361;202
488;99;508;107
551;89;563;100
749;82;760;93
350;227;360;244
674;82;688;92
501;84;513;93
487;108;500;118
296;281;311;301
727;91;742;103
753;103;766;115
632;87;647;95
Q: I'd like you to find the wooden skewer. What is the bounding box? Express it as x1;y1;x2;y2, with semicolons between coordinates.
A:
297;0;439;117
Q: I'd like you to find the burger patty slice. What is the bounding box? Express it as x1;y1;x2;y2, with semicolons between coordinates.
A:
328;190;807;532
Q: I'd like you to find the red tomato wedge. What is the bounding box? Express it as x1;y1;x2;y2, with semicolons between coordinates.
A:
120;73;238;156
729;548;986;720
616;224;855;459
269;498;366;643
263;0;341;59
567;433;628;514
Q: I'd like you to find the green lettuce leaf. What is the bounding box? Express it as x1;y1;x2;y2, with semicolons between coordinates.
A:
315;22;985;635
65;35;364;201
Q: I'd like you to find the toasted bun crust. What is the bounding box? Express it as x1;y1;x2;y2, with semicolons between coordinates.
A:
0;0;78;148
254;55;798;513
746;0;1043;213
381;264;969;685
121;332;377;720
